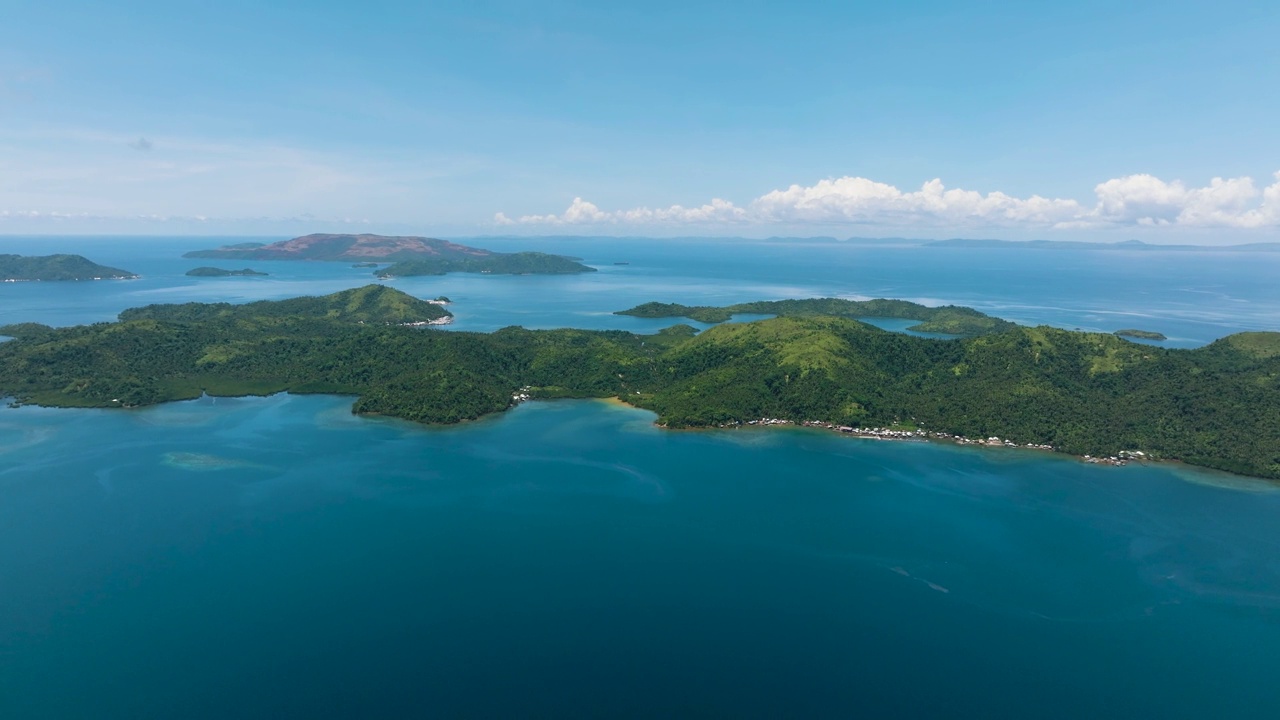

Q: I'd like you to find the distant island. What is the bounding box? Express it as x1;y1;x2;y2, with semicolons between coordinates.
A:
923;238;1280;252
1115;329;1167;341
186;267;269;277
376;252;595;277
1;254;138;282
617;298;1016;336
3;286;1279;479
351;262;381;268
184;233;595;275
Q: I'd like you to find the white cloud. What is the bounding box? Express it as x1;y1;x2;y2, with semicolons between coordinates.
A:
504;172;1280;230
506;197;748;225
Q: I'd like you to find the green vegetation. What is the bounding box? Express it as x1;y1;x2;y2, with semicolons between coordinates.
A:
185;233;594;275
1222;332;1280;359
1115;329;1167;341
2;286;1278;479
617;298;1016;335
117;284;450;324
186;267;269;277
377;252;595;277
0;254;138;281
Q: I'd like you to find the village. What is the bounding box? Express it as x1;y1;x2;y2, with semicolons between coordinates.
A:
726;417;1138;467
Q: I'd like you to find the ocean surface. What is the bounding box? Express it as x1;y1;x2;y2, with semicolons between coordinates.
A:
3;235;1280;718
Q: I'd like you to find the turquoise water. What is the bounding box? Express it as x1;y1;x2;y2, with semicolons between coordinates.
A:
3;237;1280;717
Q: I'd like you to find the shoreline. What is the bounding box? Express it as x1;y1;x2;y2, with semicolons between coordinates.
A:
1;387;1268;484
599;397;1172;473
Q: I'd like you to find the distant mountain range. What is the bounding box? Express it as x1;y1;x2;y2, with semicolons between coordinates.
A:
921;238;1280;251
750;236;1280;250
184;233;596;275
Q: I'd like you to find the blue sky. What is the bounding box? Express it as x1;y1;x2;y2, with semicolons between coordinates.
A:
2;0;1278;239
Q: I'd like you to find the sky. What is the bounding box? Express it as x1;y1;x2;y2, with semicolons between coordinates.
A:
1;0;1278;241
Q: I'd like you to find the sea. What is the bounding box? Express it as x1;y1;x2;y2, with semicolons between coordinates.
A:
2;235;1280;718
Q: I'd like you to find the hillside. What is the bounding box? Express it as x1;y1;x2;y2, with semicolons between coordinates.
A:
617;298;1017;335
118;284;450;324
377;252;597;276
0;254;139;281
2;289;1279;478
186;267;269;277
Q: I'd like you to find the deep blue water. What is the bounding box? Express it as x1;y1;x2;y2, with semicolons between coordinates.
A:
3;236;1280;718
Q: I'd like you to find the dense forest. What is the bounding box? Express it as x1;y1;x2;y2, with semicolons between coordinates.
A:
2;285;1278;478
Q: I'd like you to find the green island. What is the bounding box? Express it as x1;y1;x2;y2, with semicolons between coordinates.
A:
617;298;1017;335
1115;329;1168;341
1;254;138;282
186;267;269;277
184;233;595;276
376;252;595;277
1;285;1278;479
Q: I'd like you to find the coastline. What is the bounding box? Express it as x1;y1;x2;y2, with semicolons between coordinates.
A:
2;386;1271;485
598;396;1186;475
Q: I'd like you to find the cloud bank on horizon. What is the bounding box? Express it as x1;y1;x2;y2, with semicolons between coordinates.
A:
497;172;1280;231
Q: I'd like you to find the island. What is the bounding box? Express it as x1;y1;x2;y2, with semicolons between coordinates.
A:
352;262;380;268
376;252;594;277
184;233;595;275
186;267;269;277
1115;329;1167;341
617;298;1016;335
1;254;139;282
3;286;1279;480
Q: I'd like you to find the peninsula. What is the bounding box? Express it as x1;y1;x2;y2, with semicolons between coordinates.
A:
2;286;1278;479
617;298;1016;335
1;254;139;282
186;267;269;277
185;233;595;275
1115;329;1167;341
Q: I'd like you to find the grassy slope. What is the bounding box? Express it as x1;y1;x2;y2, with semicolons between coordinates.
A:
616;298;1017;335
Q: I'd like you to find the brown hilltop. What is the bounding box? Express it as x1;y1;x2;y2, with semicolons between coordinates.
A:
184;233;496;261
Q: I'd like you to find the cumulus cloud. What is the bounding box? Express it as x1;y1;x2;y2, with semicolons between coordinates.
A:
507;197;748;225
503;172;1280;230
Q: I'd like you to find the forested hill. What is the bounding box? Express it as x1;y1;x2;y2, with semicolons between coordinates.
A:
618;298;1017;335
376;252;595;276
118;284;451;324
1;287;1278;479
184;234;486;261
0;254;139;281
184;233;595;275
